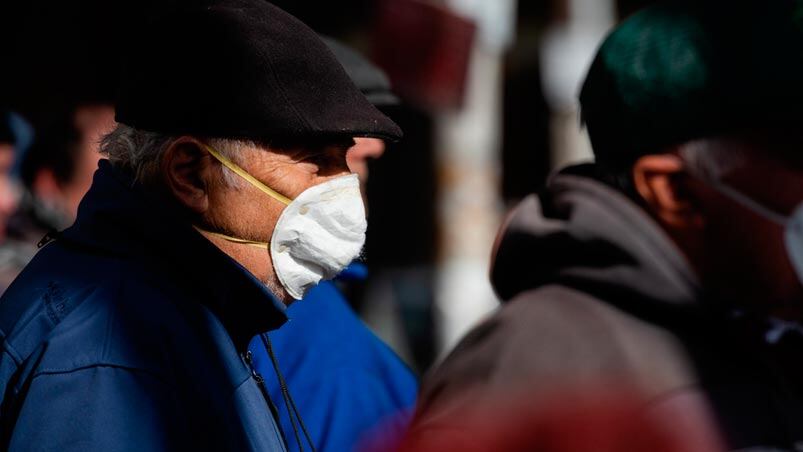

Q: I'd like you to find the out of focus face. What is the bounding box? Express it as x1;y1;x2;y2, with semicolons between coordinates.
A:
689;147;803;316
0;144;18;241
347;137;386;188
635;137;803;316
66;105;115;218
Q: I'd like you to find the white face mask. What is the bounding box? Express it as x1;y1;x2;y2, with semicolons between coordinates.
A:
201;144;367;300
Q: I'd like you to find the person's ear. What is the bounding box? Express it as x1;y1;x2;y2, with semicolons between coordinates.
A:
161;137;211;214
632;153;703;230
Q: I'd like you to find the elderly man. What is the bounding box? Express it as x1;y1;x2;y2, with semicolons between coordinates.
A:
0;1;401;451
248;38;417;452
406;1;803;451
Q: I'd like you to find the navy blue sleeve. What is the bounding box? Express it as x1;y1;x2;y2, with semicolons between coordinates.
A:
9;366;187;452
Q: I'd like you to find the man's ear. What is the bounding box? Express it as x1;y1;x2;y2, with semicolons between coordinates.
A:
632;153;703;229
161;137;211;214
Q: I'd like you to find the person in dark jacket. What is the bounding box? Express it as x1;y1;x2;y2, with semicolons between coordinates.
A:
407;1;803;451
248;38;417;452
0;1;401;451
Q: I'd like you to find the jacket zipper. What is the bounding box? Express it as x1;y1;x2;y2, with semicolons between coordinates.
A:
243;350;288;448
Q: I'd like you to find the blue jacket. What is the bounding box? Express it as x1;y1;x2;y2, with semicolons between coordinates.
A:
0;161;288;451
249;267;418;452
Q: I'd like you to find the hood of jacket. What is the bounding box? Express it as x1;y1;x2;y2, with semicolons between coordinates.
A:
491;164;702;319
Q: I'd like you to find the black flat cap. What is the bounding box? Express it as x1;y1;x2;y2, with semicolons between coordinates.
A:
580;0;803;167
116;0;402;142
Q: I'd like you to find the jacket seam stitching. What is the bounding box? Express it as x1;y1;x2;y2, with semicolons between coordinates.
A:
32;363;176;389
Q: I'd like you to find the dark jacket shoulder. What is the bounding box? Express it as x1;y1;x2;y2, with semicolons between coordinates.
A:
0;162;288;451
416;285;697;421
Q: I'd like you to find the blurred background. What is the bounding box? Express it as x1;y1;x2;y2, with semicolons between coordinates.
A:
0;0;657;373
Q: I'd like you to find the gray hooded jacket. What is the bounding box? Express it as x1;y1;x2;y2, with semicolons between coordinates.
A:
411;165;803;451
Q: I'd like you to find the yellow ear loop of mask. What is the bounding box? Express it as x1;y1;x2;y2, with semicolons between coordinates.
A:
194;143;293;248
193;226;269;249
202;143;292;206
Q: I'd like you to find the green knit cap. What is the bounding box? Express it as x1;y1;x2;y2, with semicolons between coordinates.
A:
580;0;803;167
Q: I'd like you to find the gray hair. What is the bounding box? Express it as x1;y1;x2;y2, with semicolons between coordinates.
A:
679;137;750;181
99;124;250;187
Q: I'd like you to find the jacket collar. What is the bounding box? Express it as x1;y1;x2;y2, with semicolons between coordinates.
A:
62;160;287;350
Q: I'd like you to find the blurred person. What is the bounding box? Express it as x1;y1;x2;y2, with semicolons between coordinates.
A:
406;1;803;451
247;38;417;452
57;103;114;218
0;112;21;240
0;1;401;451
327;37;399;201
349;137;387;205
0;111;26;291
9;103;113;245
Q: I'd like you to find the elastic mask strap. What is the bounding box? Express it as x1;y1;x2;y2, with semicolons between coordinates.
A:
684;163;788;226
193;227;269;250
706;179;788;226
202;143;292;206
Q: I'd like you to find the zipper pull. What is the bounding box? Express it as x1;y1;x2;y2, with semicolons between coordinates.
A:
244;351;266;384
37;230;60;248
